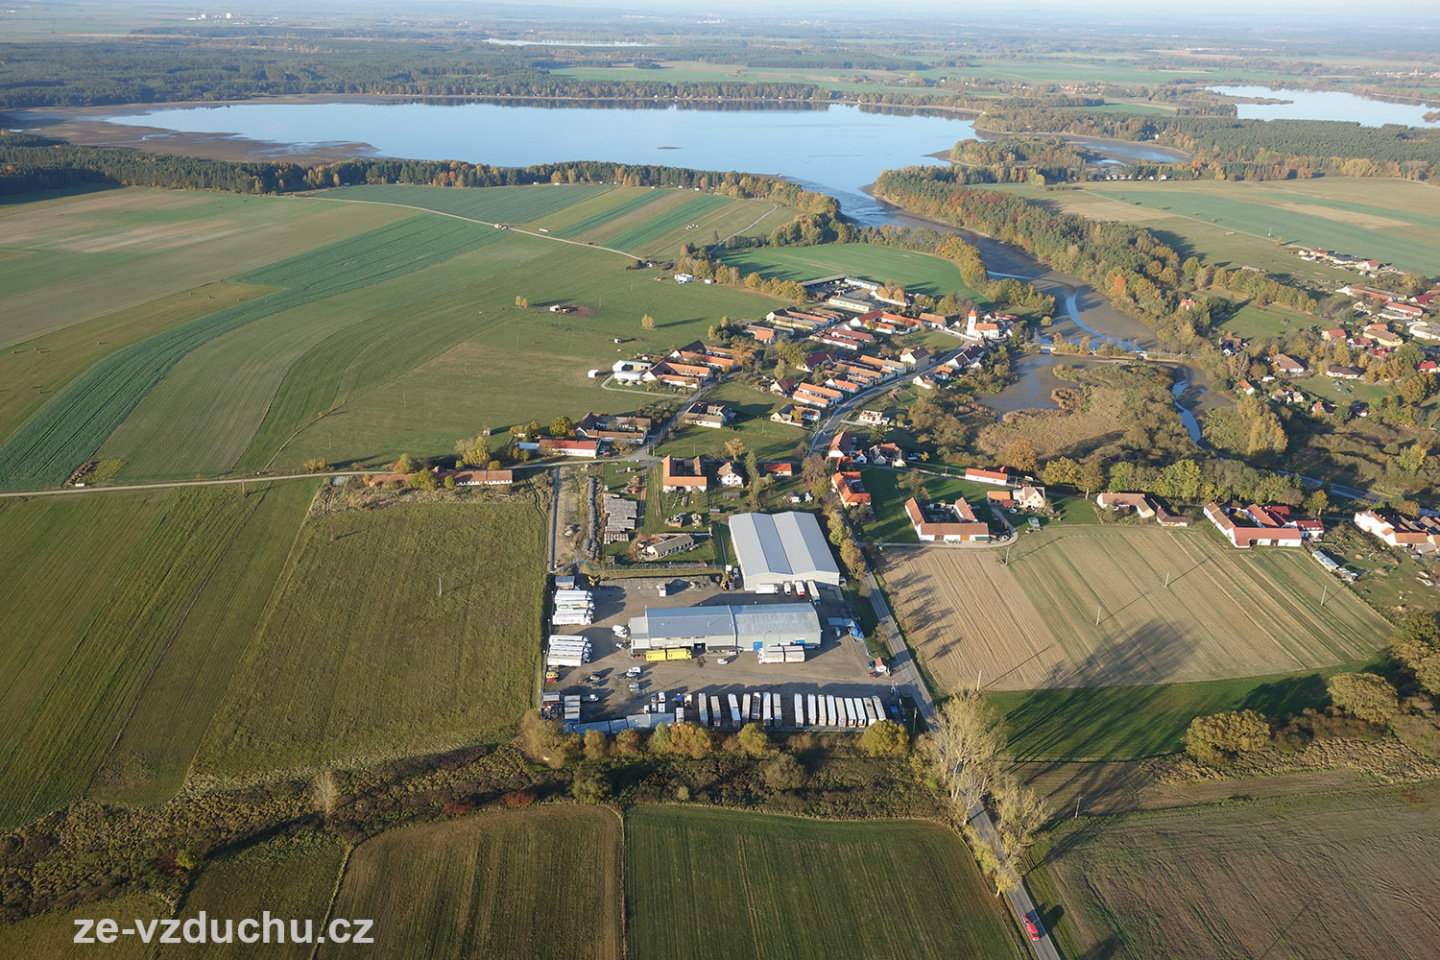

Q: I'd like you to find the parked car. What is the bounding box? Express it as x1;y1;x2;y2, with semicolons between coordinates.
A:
587;673;602;683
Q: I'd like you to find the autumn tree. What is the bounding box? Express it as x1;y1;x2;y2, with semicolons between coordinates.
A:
724;437;746;460
1078;459;1107;497
517;710;581;768
409;468;438;490
394;453;419;474
1183;710;1270;767
515;295;529;308
859;719;910;757
925;689;1005;807
760;753;807;790
1327;672;1400;725
993;774;1049;861
550;415;576;439
1040;456;1079;488
668;722;714;759
737;722;772;757
641;314;656;330
1003;439;1038;476
1392;612;1440;696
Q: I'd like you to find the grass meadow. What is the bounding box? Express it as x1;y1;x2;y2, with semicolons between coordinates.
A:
197;498;548;777
1040;784;1440;960
322;806;622;960
626;806;1024;960
0;893;167;959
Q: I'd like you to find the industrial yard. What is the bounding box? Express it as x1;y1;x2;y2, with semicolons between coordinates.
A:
545;576;901;729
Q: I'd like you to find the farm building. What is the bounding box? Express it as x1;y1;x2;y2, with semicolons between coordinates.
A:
627;603;823;653
1204;504;1303;548
1354;510;1440;551
729;511;842;590
662;455;708;492
905;498;989;542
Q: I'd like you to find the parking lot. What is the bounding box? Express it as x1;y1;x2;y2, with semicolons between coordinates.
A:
549;577;901;727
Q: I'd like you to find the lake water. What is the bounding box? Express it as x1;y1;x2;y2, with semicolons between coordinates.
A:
92;100;976;224
1208;85;1440;128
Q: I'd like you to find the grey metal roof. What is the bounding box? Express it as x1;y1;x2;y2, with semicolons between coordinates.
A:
729;512;841;582
643;603;820;643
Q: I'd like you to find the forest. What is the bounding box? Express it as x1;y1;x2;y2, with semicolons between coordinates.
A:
0;133;837;215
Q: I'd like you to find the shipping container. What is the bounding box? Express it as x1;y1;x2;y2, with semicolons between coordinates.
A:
863;700;878;724
750;693;762;723
755;583;779;595
554;589;592;600
783;649;805;663
675;706;685;724
762;694;772;726
871;697;886;725
772;693;783;726
807;694;818;726
665;647;692;661
846;698;860;727
825;696;838;727
697;696;709;727
795;694;805;729
742;694;752;723
711;696;723;728
728;694;742;728
645;649;667;662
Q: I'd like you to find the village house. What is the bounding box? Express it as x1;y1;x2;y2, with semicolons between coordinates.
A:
900;345;930;367
870;443;906;467
1365;324;1405;347
1354;510;1440;552
717;461;745;488
1095;492;1156;519
833;472;872;508
762;461;796;478
965;309;1011;341
799;352;834;373
453;469;514;486
793;383;844;408
611;359;652;383
1013;484;1049;512
1204;503;1303;548
913;375;935;390
745;323;783;344
987;489;1016;510
644;360;712;390
771;376;799;397
1272;355;1307;378
1237;379;1257;396
770;404;820;426
661;455;708;492
1272;387;1304;405
965;467;1012;486
905;497;990;542
818;328;875;352
642;532;695;559
1409;322;1440;343
856;409;891;426
575;412;651;443
1326;364;1362;381
829;431;858;461
679;401;734;429
1320;328;1348;342
672;342;737;371
539;438;601;459
1219;336;1244;356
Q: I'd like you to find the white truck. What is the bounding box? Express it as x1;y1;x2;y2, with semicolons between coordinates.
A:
807;694;818;727
728;694;742;728
795;694;805;729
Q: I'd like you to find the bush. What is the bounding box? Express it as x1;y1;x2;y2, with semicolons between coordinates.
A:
649;722;673;755
1183;709;1270;767
500;790;536;808
301;457;328;473
394;453;419;474
1327;672;1399;725
571;768;611;803
669;722;714;759
409;469;438;490
760;753;807;790
583;730;609;761
615;728;643;756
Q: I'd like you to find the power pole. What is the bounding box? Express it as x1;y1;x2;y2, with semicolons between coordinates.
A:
1321;585;1328;607
1095;604;1102;626
975;668;983;692
1164;570;1171;588
438;575;444;598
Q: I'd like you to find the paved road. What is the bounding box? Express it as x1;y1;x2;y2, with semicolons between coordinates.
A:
806;352;958;457
860;560;1060;960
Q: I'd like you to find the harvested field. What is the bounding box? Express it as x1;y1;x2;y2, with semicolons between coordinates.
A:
627;806;1023;960
1042;784;1440;960
879;546;1066;691
880;525;1388;693
0;892;167;959
321;806;621;960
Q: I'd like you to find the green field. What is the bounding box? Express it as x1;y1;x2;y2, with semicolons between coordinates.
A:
0;893;167;959
859;468;1009;542
551;189;672;239
720;242;985;301
322;807;622;960
168;836;349;960
990;669;1340;760
0;214;495;488
323;182;618;226
197;498;546;776
653;380;809;462
626;806;1024;960
0;482;313;828
1041;785;1440;960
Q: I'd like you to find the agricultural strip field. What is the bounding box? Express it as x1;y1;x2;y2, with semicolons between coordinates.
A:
1040;784;1440;960
167;836;348;960
551;189;671;239
603;193;735;254
879;524;1388;697
720;242;985;301
263;242;783;471
0;482;314;829
321;807;621;960
0;281;265;447
0;214;495;489
0;188;406;348
96;226;517;480
626;806;1024;960
196;497;547;777
320;183;617;227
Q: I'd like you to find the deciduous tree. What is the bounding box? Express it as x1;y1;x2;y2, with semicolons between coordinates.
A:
1327;672;1399;725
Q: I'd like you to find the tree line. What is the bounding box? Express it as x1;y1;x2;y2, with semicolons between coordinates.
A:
0;133;837;217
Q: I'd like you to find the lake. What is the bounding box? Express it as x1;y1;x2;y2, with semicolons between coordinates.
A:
1208;85;1440;128
86;100;977;225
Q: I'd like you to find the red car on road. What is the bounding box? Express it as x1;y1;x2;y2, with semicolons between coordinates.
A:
1025;914;1043;941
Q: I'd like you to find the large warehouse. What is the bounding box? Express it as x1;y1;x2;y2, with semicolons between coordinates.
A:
629;603;823;653
728;511;842;591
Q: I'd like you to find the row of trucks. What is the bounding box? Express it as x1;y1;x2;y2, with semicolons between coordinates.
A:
552;588;594;627
678;691;887;730
752;579;820;601
545;635;591;669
